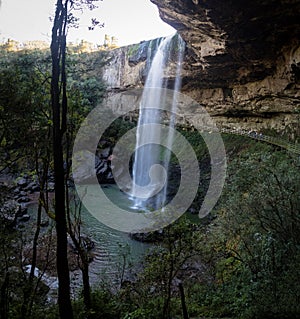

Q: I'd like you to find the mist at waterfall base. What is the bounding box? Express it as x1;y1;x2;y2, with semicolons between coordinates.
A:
130;33;185;211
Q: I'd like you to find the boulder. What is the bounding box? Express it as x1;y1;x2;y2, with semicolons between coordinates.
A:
99;147;111;159
47;182;55;192
72;151;99;183
25;182;40;193
17;178;28;188
40;219;49;227
19;214;30;222
0;200;19;225
17;196;30;203
15;205;28;217
95;160;108;175
73;150;114;184
13;187;20;194
19;191;27;197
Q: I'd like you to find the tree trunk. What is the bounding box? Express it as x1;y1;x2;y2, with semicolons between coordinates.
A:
178;282;189;319
82;262;91;311
50;1;73;318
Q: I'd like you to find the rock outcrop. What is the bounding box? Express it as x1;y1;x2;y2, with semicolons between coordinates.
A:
99;0;300;135
152;0;300;83
150;0;300;134
101;38;162;90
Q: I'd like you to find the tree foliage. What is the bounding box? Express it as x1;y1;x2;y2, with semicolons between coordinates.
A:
204;147;300;318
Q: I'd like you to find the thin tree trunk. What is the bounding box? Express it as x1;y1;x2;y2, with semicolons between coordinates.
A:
178;282;189;319
82;263;91;311
51;1;73;318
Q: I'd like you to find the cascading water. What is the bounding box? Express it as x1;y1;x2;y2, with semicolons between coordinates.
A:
131;33;185;210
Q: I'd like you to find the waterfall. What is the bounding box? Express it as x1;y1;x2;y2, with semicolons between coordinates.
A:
131;33;185;210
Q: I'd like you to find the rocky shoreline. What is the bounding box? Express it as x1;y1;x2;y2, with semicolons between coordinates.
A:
0;173;97;303
0;174;51;228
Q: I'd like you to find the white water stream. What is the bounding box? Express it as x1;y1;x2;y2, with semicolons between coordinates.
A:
132;33;185;210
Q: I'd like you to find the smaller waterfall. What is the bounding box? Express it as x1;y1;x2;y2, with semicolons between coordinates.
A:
132;34;185;210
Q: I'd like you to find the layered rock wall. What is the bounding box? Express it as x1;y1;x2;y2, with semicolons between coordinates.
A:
98;0;300;135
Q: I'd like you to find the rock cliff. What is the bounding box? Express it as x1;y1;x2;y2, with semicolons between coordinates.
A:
100;0;300;134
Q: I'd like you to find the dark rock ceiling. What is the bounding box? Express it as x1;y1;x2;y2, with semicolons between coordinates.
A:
151;0;300;87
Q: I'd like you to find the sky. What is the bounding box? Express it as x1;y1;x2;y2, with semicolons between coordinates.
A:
0;0;175;47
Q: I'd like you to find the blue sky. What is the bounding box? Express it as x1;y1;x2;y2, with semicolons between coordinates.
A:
0;0;175;46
